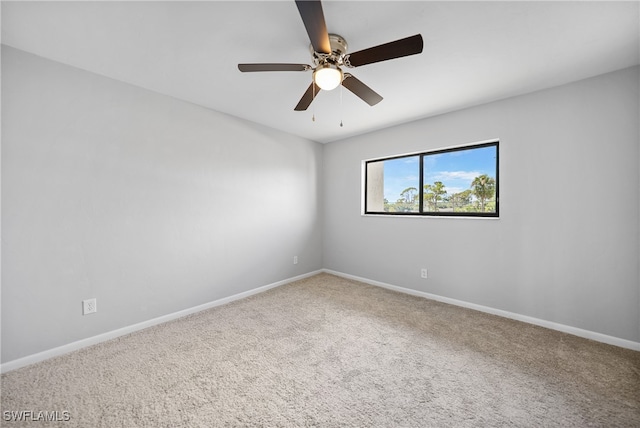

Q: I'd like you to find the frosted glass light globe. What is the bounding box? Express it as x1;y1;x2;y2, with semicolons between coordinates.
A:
313;65;343;91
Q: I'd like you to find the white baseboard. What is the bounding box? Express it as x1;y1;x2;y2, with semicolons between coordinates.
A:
0;270;323;374
323;269;640;352
4;268;636;373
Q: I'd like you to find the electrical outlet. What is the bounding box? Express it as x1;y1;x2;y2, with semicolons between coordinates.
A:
293;256;298;265
83;298;97;315
421;268;428;279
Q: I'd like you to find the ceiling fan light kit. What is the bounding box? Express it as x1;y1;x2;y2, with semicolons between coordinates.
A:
313;63;343;91
238;0;424;111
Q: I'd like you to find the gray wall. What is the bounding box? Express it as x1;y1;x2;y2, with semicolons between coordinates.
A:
323;66;640;343
1;47;324;363
2;44;638;365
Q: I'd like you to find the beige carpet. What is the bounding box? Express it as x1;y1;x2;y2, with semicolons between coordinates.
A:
1;273;639;427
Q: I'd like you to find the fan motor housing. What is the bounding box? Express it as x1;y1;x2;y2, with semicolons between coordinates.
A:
311;33;348;66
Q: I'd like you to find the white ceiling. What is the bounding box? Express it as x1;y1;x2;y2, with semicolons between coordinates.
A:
2;1;639;143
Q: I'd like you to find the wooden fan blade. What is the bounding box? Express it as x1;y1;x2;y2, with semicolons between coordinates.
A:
345;34;423;68
295;0;331;54
294;82;321;111
238;63;311;72
342;74;383;106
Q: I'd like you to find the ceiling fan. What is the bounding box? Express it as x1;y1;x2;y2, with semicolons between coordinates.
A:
238;0;424;111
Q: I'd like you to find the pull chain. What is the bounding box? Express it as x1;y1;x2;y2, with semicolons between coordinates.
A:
339;83;344;127
312;80;316;122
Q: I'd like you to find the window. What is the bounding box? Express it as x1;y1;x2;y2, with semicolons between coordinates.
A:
364;141;499;217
